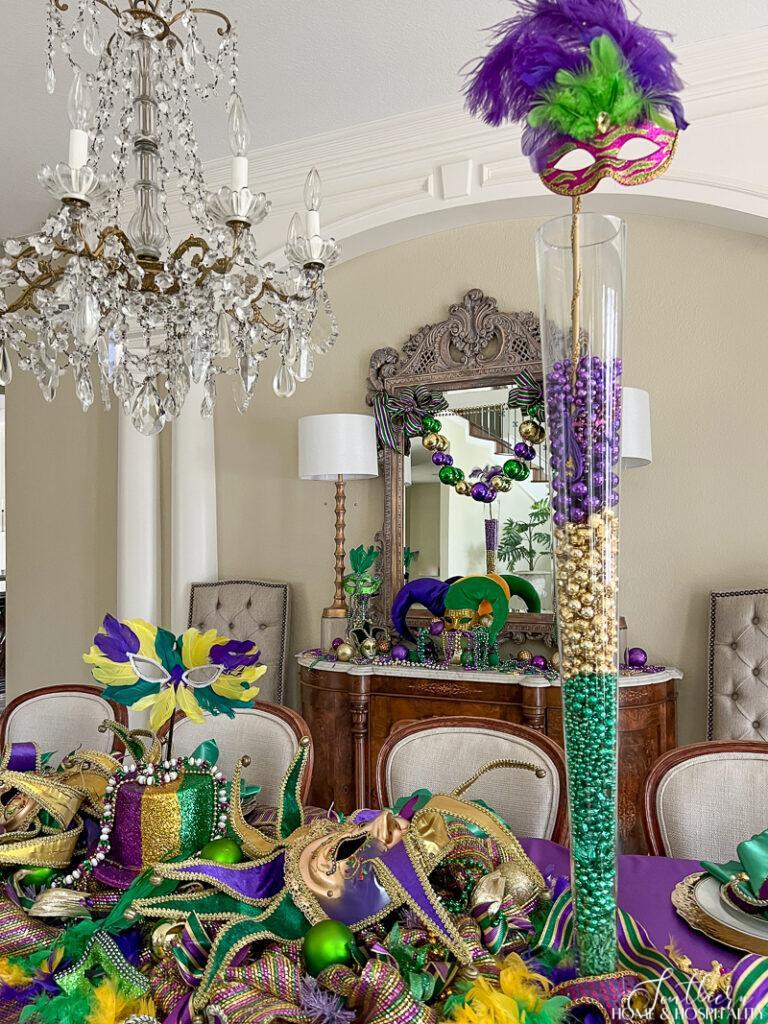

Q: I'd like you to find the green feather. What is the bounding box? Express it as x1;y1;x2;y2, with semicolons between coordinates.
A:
102;679;159;706
528;34;645;139
155;627;182;671
349;544;379;575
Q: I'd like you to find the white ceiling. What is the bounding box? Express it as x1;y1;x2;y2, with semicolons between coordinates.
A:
1;0;766;238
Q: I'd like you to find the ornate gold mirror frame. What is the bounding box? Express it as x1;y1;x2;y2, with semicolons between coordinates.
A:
366;288;556;645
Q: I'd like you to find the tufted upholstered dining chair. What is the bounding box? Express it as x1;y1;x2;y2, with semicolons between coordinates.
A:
643;741;768;861
167;702;313;809
708;588;768;740
188;579;290;705
0;685;128;765
376;717;568;842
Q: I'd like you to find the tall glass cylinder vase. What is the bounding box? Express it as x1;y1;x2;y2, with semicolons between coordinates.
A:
536;212;626;976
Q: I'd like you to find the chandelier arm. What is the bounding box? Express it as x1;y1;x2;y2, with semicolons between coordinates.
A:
3;269;65;316
167;8;233;37
93;0;123;20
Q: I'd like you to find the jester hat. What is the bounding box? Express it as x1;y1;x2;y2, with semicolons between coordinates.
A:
465;0;687;193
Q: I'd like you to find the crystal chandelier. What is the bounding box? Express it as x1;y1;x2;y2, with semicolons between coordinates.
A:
0;0;340;434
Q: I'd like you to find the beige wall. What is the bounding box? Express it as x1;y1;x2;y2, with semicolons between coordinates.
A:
7;213;768;743
6;370;117;697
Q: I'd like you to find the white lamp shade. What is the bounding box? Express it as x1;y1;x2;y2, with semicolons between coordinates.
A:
298;414;379;481
621;387;652;469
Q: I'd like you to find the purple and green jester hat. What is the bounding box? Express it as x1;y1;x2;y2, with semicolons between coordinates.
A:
465;0;688;196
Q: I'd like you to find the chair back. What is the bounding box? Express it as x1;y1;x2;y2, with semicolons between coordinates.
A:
376;717;567;842
188;580;290;705
168;703;312;808
0;685;127;765
643;740;768;860
708;588;768;740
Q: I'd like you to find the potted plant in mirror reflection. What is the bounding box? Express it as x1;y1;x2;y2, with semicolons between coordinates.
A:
498;498;554;610
403;546;418;582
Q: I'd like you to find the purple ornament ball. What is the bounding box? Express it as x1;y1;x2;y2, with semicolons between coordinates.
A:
429;619;445;636
627;647;648;669
530;655;548;671
391;644;409;662
431;451;448;467
331;637;343;650
470;482;492;503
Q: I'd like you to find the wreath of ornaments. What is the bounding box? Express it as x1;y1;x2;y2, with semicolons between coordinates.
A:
420;409;545;502
52;755;229;889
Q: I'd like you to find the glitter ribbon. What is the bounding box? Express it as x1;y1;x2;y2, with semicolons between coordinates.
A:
372;386;448;454
471;895;534;956
321;959;439;1024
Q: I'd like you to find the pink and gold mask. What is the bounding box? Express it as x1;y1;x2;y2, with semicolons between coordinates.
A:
539;121;678;197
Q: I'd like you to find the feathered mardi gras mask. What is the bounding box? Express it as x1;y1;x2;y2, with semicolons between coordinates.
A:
84;615;265;731
465;0;687;195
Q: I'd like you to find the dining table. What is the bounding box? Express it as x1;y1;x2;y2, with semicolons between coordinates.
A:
520;836;739;970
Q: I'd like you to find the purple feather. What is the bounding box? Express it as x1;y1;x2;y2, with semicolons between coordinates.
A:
465;0;687;136
93;613;140;662
209;638;261;671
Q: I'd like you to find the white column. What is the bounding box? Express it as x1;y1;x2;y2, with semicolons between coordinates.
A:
117;410;160;622
171;382;218;633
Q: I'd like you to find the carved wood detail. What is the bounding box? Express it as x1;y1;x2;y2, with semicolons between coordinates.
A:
365;288;543;626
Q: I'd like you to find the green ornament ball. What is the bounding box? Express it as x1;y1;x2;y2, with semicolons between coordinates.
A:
422;415;442;434
488;651;501;667
18;865;56;886
303;920;356;976
452;467;465;482
503;458;530;481
199;837;243;864
408;649;421;662
438;465;458;486
461;651;474;666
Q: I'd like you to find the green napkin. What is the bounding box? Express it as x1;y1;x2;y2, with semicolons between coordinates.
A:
702;827;768;906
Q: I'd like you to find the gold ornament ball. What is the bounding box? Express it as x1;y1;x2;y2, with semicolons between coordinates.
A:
489;475;505;492
517;648;533;663
550;650;560;670
335;642;354;662
471;862;542;913
360;637;378;660
479;614;493;629
519;419;545;444
422;432;440;451
455;479;471;496
435;434;449;452
376;636;392;654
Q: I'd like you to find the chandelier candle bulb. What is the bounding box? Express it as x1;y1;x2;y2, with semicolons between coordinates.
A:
305;167;322;237
231;155;249;192
67;68;94;170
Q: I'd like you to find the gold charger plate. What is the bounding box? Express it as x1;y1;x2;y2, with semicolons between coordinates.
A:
673;872;768;956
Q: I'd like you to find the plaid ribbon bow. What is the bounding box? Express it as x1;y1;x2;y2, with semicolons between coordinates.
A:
372;386;448;454
507;369;543;410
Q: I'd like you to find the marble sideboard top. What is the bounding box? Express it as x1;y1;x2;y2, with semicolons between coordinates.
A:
295;653;683;690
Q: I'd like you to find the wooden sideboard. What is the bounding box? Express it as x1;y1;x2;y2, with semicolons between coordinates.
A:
298;657;681;854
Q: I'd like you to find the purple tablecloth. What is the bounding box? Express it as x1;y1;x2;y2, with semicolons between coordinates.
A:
520;837;739;970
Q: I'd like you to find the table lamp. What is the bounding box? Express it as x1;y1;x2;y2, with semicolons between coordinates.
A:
621;387;652;468
299;414;378;647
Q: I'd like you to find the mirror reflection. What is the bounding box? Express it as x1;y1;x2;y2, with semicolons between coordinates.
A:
403;387;554;612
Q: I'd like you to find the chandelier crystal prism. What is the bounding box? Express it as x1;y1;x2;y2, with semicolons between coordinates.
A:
0;0;341;434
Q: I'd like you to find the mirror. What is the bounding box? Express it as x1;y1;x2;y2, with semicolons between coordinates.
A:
404;386;553;612
366;289;556;644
